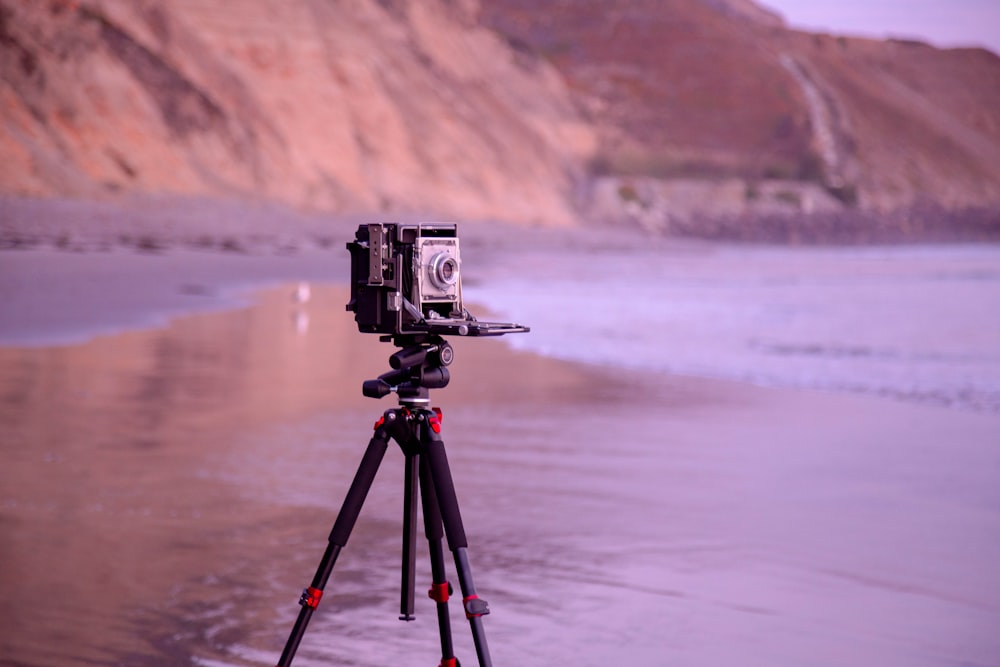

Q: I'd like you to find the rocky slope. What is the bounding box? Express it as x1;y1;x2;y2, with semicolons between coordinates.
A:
0;0;594;225
2;0;999;231
482;0;1000;223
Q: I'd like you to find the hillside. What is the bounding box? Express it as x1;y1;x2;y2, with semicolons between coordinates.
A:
482;0;1000;228
2;0;999;233
0;0;594;225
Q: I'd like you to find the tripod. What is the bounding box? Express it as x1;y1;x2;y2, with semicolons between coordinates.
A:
277;334;494;667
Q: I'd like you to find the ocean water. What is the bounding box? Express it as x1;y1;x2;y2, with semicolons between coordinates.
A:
466;240;1000;413
3;238;1000;667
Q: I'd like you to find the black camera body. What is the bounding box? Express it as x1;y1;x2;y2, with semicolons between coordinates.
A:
346;223;528;337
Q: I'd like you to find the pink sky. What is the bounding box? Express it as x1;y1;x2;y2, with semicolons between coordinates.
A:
758;0;1000;55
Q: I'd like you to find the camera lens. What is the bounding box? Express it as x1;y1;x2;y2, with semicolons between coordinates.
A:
429;252;459;290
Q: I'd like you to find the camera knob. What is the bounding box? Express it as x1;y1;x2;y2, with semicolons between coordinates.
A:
437;343;454;366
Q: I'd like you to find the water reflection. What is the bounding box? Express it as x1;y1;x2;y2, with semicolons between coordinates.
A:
2;283;998;666
0;284;614;666
1;286;357;664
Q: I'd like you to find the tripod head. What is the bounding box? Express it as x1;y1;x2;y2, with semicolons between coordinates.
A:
363;334;454;404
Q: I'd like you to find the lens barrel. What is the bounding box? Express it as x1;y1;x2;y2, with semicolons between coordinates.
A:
428;252;459;290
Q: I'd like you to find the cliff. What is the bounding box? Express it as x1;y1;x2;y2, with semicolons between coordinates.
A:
482;0;1000;222
2;0;999;231
0;0;594;225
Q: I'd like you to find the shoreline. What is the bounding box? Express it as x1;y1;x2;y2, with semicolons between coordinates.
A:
4;233;1000;415
3;194;1000;251
1;281;998;666
2;247;999;664
0;244;347;348
4;192;999;354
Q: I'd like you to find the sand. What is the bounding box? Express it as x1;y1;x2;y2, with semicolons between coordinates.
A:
1;204;998;666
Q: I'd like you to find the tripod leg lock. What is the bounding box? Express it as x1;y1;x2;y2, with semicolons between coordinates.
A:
427;581;452;603
428;408;443;434
462;594;490;619
298;586;324;610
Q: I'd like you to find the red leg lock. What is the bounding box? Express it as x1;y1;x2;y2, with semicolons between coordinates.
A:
299;586;323;609
428;581;451;603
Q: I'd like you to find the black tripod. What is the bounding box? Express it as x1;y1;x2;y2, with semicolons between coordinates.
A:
277;334;493;667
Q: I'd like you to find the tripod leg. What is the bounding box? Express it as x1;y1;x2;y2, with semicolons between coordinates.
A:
399;453;419;621
422;417;493;667
419;454;457;665
277;426;391;667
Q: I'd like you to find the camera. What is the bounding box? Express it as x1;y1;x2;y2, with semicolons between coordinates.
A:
346;223;528;337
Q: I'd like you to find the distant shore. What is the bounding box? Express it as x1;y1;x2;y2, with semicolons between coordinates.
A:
4;193;999;350
656;201;1000;245
2;195;999;259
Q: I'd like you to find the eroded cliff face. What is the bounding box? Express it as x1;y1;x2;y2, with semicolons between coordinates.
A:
482;0;1000;215
783;33;1000;211
2;0;999;229
0;0;594;224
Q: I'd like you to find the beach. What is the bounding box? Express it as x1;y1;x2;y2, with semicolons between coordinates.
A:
1;203;999;666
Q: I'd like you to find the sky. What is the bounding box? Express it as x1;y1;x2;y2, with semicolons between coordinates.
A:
757;0;1000;55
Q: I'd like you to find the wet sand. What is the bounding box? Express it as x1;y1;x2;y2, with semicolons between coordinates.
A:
2;238;999;666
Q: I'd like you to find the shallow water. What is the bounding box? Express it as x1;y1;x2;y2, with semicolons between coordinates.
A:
467;242;1000;412
2;247;1000;667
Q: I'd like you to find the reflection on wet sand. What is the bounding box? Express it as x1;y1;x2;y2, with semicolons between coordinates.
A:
0;284;618;665
3;284;999;667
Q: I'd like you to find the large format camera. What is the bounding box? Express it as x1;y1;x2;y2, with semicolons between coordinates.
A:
277;224;526;667
346;223;528;337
